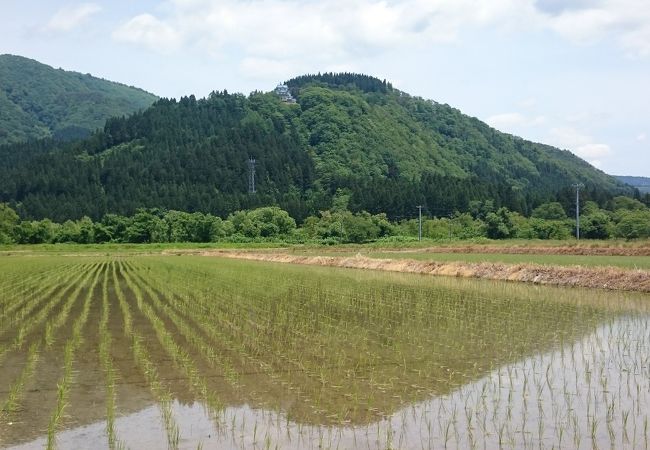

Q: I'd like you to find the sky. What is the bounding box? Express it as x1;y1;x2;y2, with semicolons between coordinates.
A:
2;0;649;177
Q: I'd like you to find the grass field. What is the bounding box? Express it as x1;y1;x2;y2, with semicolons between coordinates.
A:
1;252;649;448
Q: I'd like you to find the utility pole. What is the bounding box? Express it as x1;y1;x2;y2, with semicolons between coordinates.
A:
573;183;584;240
417;205;422;241
248;158;256;194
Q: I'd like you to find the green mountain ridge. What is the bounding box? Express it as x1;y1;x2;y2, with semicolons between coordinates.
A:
615;176;650;193
0;54;158;144
0;71;634;222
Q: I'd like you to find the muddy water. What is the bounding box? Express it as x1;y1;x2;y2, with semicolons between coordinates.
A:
1;256;649;449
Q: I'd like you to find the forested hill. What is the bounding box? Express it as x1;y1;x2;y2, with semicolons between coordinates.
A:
0;55;157;144
615;176;650;193
0;72;632;222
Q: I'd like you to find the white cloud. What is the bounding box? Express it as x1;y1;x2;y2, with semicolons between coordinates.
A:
548;126;612;165
637;132;647;141
111;0;650;70
44;3;102;32
542;0;650;57
113;14;183;53
547;8;616;44
110;0;539;69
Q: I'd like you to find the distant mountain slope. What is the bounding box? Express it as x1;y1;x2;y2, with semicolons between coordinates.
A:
0;73;632;222
615;176;650;193
0;55;157;144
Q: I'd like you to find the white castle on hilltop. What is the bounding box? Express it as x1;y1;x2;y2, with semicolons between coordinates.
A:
274;84;296;103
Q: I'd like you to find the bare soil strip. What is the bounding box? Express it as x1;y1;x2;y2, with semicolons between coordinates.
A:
206;251;650;293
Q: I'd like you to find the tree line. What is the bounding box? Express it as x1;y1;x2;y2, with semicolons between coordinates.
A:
2;194;648;245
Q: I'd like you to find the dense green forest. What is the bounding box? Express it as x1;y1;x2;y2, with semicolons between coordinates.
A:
0;55;157;144
2;195;649;245
0;72;640;222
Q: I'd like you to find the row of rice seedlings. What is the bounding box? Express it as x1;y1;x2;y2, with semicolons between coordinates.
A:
136;259;330;366
0;263;98;365
0;261;79;314
134;258;650;447
124;262;305;437
148;257;483;378
0;263;84;332
98;262;125;450
135;260;410;404
1;264;101;448
127;259;328;383
118;263;224;422
0;257;66;295
126;261;326;417
132;259;388;425
203;289;353;410
42;263;103;349
0;342;40;423
130;259;352;429
144;261;467;391
127;261;341;431
126;265;242;391
46;262;103;450
145;256;614;429
172;260;410;359
0;261;76;309
111;262;180;449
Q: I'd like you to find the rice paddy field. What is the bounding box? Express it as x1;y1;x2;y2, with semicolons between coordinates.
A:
1;253;650;449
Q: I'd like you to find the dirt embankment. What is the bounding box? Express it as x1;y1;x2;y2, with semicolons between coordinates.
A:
384;244;650;257
206;251;650;293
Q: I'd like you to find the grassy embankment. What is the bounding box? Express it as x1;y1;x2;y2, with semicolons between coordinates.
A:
198;239;650;292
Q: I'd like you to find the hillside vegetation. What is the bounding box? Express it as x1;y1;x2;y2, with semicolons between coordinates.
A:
0;72;635;222
0;55;157;144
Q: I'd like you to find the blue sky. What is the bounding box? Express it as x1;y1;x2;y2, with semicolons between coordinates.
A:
2;0;649;176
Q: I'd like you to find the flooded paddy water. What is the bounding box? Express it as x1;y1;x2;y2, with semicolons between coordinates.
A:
0;255;649;449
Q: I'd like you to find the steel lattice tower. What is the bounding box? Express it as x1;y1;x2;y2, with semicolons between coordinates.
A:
248;158;256;193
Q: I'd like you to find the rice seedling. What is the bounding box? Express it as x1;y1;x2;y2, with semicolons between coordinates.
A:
46;262;103;449
0;263;82;336
0;342;40;421
110;261;181;449
119;264;224;419
0;253;649;449
0;263;80;326
99;262;125;450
